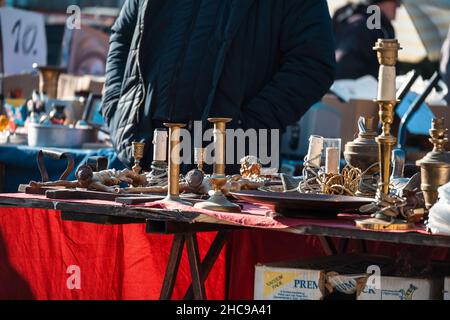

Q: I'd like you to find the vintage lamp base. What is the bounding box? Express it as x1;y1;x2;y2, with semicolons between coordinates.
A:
355;217;415;231
194;191;241;213
161;194;192;207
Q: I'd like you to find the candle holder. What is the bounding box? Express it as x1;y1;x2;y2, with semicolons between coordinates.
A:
132;141;145;174
376;99;398;196
194;118;241;213
33;64;65;99
195;147;205;172
356;39;415;230
161;123;192;206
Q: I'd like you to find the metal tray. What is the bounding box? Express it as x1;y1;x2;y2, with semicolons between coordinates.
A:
230;190;374;218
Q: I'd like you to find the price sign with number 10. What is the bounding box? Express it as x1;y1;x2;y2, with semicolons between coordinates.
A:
0;7;47;75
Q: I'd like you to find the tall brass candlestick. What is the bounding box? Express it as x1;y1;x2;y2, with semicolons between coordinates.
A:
373;39;401;196
162;123;191;206
194;118;241;213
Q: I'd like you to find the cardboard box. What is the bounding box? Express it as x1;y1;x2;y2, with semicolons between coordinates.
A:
254;254;443;300
321;94;379;148
0;73;39;98
358;276;442;300
57;74;105;99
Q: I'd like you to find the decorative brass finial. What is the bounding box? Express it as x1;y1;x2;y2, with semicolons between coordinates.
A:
430;118;448;153
132;141;145;174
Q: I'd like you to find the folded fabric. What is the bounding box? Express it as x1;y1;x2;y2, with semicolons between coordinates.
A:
428;182;450;236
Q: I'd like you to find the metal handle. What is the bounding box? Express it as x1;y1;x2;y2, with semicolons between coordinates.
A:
37;149;75;182
397;72;440;149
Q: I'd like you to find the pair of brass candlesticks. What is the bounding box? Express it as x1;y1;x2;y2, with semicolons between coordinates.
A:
132;119;241;212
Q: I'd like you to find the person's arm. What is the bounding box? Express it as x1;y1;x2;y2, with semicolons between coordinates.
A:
100;0;140;127
240;0;336;130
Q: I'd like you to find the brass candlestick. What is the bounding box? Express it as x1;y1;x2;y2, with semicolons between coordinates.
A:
356;39;415;230
195;147;205;172
194;118;241;213
132;141;145;174
162;123;192;206
373;39;401;197
33;64;65;99
416;118;450;210
376;100;398;196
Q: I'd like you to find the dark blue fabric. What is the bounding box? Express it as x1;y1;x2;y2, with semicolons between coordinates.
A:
144;0;228;123
0;146;124;193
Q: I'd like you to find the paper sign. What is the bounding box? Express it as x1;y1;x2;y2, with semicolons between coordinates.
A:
0;7;47;75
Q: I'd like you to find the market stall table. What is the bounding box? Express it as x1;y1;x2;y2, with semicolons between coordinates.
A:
1;192;450;300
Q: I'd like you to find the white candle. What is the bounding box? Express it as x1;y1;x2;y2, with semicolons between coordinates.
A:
152;129;168;161
307;135;323;167
377;65;396;101
325;147;340;174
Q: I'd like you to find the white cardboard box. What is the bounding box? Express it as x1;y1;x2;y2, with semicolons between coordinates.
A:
254;255;443;300
358;276;442;300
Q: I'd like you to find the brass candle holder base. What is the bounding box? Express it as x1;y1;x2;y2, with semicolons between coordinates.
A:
194;174;241;213
355;217;415;231
162;194;192;207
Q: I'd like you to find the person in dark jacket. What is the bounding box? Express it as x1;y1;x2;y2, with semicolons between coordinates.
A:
333;0;400;80
101;0;336;170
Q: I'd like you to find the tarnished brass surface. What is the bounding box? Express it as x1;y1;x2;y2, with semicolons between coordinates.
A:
162;123;192;206
132;141;145;174
416;118;450;209
344;117;379;173
33;64;64;99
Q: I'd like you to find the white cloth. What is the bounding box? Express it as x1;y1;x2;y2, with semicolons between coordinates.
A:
427;181;450;235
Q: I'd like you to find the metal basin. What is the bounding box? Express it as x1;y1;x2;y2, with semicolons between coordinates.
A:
28;123;97;148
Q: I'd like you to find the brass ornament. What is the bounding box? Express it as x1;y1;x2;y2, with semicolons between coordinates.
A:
132;141;145;174
416;118;450;209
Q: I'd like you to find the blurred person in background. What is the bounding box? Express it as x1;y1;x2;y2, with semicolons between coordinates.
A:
100;0;336;169
333;0;401;80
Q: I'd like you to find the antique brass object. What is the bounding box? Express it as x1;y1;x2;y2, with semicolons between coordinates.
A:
376;99;398;195
132;141;145;174
416;118;450;209
162;123;192;206
194;118;241;213
344;117;379;173
33;64;65;99
355;218;415;231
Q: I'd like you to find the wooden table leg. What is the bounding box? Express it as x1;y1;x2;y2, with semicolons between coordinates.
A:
186;233;206;300
159;234;185;300
318;236;338;256
183;231;228;299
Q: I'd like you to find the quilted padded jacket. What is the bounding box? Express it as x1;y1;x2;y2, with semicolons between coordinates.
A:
101;0;336;168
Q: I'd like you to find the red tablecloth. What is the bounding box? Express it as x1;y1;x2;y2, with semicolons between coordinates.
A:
1;206;449;300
